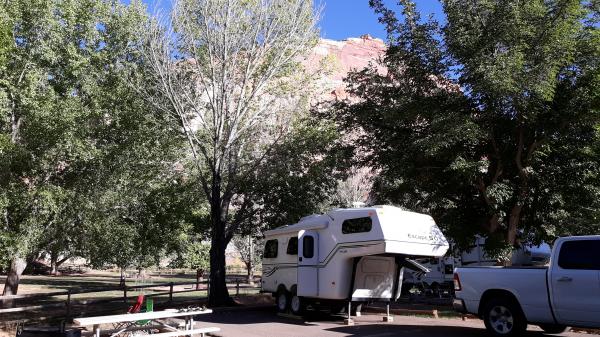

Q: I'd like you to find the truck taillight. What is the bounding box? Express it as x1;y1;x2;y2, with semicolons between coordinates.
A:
453;273;462;291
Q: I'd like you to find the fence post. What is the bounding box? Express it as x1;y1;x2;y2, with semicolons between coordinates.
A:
123;287;128;304
66;289;72;319
169;282;174;302
236;280;240;296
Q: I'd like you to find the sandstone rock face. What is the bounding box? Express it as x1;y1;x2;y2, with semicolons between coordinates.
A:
305;35;387;102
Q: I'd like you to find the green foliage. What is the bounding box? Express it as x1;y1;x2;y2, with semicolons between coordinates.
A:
169;241;211;273
0;12;10;69
334;0;600;253
0;0;191;275
237;117;352;231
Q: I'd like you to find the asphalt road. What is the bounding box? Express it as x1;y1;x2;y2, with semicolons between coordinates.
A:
197;309;579;337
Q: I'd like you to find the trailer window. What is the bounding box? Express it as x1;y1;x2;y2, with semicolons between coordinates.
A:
287;237;298;255
342;217;372;234
558;240;600;270
263;239;278;259
303;236;314;259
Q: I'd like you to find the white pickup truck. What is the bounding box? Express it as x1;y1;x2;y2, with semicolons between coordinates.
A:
453;235;600;336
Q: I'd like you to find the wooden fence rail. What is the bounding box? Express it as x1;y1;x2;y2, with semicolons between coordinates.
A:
0;279;261;316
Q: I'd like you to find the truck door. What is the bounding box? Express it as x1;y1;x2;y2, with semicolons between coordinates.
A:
297;230;319;297
550;239;600;326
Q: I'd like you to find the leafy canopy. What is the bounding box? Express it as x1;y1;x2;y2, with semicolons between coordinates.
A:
333;0;600;253
0;0;190;274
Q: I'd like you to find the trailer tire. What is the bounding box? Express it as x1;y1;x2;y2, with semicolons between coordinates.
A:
539;324;567;334
276;288;289;313
482;297;527;337
289;287;305;316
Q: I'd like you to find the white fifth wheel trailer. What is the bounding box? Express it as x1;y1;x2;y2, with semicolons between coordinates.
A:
261;205;449;315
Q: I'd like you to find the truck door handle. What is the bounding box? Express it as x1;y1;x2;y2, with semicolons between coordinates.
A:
557;276;573;282
299;257;302;262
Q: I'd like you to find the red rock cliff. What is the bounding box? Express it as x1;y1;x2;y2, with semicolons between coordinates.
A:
306;35;387;102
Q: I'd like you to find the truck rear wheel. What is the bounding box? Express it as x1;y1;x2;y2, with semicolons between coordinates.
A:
276;289;289;313
539;324;567;334
483;297;527;337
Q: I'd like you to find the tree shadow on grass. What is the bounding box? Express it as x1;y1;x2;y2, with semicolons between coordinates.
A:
14;277;122;291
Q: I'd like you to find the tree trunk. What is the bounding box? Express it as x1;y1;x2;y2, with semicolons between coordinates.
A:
2;257;28;308
56;256;70;271
247;236;254;285
119;268;126;288
507;204;523;246
196;269;203;290
246;261;254;286
207;172;236;307
50;251;59;275
2;257;27;296
208;227;231;306
208;194;233;306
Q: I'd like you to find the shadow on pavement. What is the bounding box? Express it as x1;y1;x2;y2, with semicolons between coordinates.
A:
325;324;559;337
198;308;319;327
198;309;571;337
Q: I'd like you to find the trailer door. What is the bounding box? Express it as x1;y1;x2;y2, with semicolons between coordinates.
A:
298;230;319;297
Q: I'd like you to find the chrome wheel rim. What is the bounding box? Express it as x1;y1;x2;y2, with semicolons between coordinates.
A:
291;296;300;313
489;305;514;334
277;293;287;310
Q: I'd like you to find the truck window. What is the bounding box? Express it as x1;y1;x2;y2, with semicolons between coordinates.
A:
558;240;600;270
263;239;278;259
342;217;372;234
303;236;314;259
287;237;298;255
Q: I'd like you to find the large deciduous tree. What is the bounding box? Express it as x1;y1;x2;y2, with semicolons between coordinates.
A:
333;0;599;253
0;0;184;295
140;0;322;305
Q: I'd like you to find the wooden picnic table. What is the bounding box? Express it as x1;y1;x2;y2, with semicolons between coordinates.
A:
74;309;219;337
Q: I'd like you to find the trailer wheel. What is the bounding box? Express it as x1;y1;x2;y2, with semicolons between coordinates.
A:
290;287;305;316
276;288;289;313
538;324;567;334
483;297;527;337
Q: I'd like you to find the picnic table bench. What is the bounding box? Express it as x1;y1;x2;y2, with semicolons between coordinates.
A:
74;309;219;337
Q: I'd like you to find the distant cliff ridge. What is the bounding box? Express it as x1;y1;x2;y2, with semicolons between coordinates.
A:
306;35;387;101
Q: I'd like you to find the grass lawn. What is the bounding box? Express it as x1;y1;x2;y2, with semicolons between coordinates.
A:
0;270;262;326
0;270;259;304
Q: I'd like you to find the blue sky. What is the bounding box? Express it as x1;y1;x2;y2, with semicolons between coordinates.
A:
140;0;445;41
318;0;444;40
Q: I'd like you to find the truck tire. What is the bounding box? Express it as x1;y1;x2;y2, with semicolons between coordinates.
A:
482;297;527;337
276;289;289;313
539;324;567;334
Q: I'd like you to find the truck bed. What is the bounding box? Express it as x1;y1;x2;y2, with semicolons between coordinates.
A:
455;266;555;324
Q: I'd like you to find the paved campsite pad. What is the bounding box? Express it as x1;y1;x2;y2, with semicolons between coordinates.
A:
201;309;579;337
